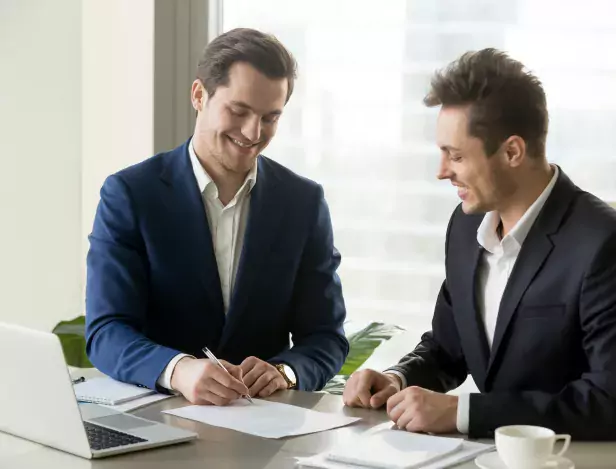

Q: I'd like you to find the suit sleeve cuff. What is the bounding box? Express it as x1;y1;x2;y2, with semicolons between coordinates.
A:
456;393;470;434
157;353;194;390
384;370;407;390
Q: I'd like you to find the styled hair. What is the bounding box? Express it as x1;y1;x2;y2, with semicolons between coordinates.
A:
424;48;548;158
197;28;297;103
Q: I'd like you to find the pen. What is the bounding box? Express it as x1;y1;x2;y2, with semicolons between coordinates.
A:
202;347;253;404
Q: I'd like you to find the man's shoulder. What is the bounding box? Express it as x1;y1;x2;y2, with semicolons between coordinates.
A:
112;147;179;186
566;190;616;239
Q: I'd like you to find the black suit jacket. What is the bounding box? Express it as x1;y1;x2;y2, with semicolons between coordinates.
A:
389;170;616;439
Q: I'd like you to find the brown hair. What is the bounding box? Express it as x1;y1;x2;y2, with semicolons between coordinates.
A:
197;28;297;103
424;48;548;159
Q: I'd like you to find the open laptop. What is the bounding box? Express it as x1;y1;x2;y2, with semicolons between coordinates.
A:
0;322;198;459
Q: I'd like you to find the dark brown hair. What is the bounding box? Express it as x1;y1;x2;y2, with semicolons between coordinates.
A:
197;28;297;103
424;48;548;159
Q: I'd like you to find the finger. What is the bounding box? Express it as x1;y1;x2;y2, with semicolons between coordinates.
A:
388;401;407;424
258;376;285;397
396;409;415;431
199;390;233;407
205;378;242;401
242;365;266;388
343;375;372;408
370;387;396;409
211;368;250;396
386;390;405;414
249;371;277;396
239;356;259;374
226;364;243;381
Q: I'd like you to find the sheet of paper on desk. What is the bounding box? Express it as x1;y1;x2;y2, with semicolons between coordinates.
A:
296;439;495;469
163;399;361;438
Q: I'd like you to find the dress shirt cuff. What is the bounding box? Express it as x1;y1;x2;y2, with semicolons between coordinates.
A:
456;393;471;434
384;370;407;390
157;353;194;391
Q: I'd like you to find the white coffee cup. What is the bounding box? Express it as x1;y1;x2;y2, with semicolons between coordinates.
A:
495;425;571;469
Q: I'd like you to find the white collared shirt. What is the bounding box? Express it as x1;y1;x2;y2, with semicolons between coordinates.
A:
156;139;257;390
188;139;257;312
456;165;559;432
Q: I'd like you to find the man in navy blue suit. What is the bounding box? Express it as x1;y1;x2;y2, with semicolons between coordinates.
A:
343;49;616;440
86;28;349;405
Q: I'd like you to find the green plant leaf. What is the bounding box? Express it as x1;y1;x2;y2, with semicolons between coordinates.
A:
52;315;93;368
322;374;349;395
339;322;405;376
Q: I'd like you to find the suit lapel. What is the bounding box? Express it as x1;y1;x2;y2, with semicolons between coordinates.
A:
219;157;286;349
159;141;225;323
486;168;579;376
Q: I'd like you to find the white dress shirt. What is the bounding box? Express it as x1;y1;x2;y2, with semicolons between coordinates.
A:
156;139;257;390
456;165;559;432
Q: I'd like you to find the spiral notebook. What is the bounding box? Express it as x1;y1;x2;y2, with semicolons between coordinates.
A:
73;377;155;405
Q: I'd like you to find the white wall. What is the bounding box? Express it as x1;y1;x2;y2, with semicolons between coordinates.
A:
0;0;202;331
0;0;83;330
81;0;155;281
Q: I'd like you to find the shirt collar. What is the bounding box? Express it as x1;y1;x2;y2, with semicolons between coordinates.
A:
477;165;559;254
188;138;258;197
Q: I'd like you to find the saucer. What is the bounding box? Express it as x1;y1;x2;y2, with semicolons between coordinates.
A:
475;451;575;469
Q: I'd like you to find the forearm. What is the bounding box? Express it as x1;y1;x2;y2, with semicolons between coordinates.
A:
387;333;468;393
86;317;180;391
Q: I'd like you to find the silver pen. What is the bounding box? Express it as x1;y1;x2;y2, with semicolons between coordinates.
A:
202;347;254;404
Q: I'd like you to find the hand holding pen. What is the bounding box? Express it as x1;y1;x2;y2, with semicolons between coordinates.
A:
169;349;252;406
203;348;253;404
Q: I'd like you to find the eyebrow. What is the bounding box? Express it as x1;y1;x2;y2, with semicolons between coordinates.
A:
440;145;461;152
229;100;282;116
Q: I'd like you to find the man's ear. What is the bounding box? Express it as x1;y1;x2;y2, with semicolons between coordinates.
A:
191;80;207;112
503;135;526;168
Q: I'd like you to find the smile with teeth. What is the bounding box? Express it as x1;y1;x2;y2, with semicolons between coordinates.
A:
229;136;256;148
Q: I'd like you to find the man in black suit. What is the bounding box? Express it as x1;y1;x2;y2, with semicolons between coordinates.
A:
343;48;616;440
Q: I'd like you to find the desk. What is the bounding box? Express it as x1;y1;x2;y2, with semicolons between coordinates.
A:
1;390;615;468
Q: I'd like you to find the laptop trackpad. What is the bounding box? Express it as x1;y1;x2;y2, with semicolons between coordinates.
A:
90;414;157;431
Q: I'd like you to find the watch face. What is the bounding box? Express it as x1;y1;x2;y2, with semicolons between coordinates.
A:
282;365;296;385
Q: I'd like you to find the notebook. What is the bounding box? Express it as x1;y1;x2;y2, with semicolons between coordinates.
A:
73;377;155;405
324;428;464;469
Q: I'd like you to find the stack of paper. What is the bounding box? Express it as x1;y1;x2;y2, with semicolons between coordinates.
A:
73;377;155;405
296;428;494;469
164;399;361;438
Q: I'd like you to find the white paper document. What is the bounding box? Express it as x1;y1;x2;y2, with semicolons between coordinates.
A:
101;392;174;412
297;437;494;469
163;399;361;438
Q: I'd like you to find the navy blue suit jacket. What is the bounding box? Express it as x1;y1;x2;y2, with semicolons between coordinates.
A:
85;140;349;392
389;170;616;439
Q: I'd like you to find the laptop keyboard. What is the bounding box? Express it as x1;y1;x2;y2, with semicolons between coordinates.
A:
84;421;148;450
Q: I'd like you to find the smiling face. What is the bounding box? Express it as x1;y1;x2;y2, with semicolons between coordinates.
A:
191;61;288;175
435;105;516;214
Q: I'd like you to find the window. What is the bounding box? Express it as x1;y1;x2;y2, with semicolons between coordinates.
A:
217;0;616;333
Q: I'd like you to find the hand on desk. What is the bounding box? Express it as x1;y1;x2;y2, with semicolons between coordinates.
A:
343;369;401;409
240;356;287;398
171;357;249;406
343;370;458;434
386;387;457;434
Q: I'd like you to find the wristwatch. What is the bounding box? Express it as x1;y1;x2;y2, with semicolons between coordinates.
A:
274;364;297;389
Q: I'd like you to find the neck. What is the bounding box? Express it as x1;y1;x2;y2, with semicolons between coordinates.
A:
499;163;554;236
193;139;249;206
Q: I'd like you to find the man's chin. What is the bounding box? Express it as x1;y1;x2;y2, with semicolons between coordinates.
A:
461;200;482;215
